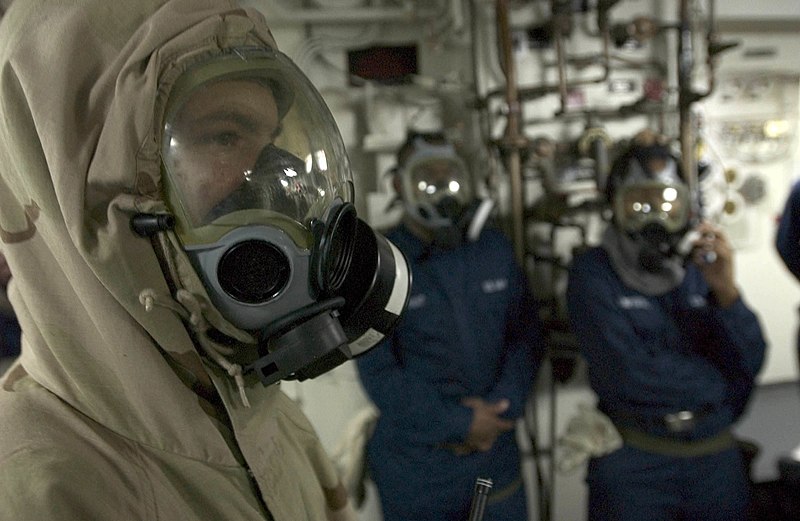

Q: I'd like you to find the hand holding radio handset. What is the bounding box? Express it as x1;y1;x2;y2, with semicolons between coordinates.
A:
685;221;739;307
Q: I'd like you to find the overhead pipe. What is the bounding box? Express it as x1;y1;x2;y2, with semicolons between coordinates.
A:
260;0;438;24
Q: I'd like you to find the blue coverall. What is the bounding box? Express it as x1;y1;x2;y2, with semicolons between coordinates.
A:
0;313;20;358
776;180;800;282
776;180;800;375
567;246;767;521
356;224;544;521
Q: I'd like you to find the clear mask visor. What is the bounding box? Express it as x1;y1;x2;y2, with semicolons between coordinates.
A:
614;181;690;234
407;157;472;208
161;48;354;246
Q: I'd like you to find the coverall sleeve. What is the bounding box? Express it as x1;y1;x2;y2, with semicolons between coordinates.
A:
776;181;800;281
355;336;473;445
485;270;545;419
705;297;767;418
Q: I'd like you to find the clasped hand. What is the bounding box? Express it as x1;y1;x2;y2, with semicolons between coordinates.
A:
448;397;515;455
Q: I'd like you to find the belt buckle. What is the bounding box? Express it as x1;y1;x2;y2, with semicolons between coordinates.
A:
663;410;695;433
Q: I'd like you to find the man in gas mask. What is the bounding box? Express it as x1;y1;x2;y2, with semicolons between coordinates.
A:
566;130;767;520
387;131;496;251
0;1;410;519
355;131;545;521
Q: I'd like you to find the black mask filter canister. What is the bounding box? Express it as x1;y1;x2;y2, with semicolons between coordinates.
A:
247;201;411;386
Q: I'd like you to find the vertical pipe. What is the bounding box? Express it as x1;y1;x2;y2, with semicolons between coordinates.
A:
598;10;612;83
495;0;526;264
553;19;569;114
677;0;699;217
703;0;719;98
470;0;495;152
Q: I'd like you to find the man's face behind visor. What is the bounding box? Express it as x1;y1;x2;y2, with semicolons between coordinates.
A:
161;49;354;246
398;138;473;230
168;79;281;225
610;148;690;236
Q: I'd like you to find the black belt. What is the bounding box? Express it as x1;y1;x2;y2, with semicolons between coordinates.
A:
605;404;716;434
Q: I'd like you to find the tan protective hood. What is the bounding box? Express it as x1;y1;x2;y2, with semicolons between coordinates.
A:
0;0;341;492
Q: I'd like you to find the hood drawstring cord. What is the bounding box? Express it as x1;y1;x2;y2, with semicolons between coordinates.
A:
139;288;252;408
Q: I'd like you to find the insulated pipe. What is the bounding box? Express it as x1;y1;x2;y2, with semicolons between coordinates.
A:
578;127;611;193
495;0;527;264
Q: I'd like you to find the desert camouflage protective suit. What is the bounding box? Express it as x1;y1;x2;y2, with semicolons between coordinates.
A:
0;1;351;519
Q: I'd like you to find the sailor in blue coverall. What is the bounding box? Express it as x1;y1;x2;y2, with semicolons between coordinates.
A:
356;132;545;521
567;131;767;521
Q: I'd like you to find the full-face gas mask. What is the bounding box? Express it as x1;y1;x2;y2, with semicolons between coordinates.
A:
152;47;410;387
396;135;493;249
608;144;691;272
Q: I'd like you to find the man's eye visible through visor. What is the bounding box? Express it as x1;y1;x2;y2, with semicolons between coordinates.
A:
196;129;250;148
164;79;283;226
